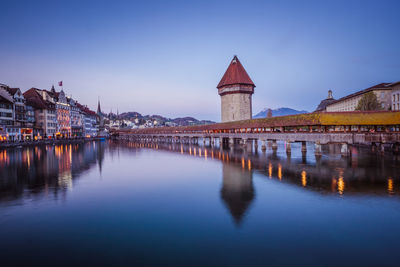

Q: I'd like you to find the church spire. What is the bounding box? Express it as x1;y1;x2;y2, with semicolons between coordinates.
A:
97;98;102;114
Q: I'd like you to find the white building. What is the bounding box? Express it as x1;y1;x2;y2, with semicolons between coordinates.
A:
390;81;400;111
325;83;393;112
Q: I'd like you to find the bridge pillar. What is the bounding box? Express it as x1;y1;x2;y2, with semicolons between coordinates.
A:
261;140;266;151
271;140;278;151
379;143;385;154
254;139;258;151
219;137;223;147
229;137;234;148
301;141;307;152
315;142;322;156
210;137;215;146
203;137;206;145
393;143;399;154
242;138;247;147
341;143;350;156
286;141;291;154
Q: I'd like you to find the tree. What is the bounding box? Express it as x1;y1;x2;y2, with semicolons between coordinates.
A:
355;92;382;111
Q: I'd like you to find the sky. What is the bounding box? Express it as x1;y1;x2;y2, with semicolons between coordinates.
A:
1;0;399;121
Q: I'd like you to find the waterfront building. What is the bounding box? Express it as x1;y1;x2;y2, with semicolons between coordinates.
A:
217;55;255;122
4;87;34;140
390;81;400;111
324;83;392;112
53;89;71;137
77;103;97;137
68;97;83;137
0;85;14;141
23;88;57;138
24;103;36;138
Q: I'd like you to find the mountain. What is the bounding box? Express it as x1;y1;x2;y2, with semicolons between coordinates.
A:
253;107;308;118
117;112;215;126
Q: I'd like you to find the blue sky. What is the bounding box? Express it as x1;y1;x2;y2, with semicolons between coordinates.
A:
1;0;399;121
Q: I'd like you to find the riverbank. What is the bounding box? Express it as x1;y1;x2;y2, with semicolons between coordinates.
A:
0;137;106;149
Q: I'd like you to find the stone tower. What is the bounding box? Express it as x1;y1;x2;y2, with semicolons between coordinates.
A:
217;56;255;122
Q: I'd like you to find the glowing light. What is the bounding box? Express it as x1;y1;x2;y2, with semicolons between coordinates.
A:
388;178;394;194
247;159;251;170
338;177;345;195
199;148;202;157
241;157;245;169
301;170;307;187
268;162;272;178
204;149;207;160
278;163;282;180
180;145;183;154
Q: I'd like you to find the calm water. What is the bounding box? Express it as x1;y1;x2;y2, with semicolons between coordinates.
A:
1;140;400;266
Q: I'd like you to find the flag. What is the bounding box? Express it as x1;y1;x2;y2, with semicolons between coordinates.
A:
58;81;63;86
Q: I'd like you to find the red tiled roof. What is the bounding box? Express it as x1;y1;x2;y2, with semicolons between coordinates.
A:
217;56;255;89
77;102;96;116
5;87;19;96
23;88;47;109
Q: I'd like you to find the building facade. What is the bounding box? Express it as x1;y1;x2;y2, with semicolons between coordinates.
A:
69;98;83;137
78;103;97;137
0;85;14;141
55;90;71;137
391;82;400;111
217;56;255;122
24;88;57;138
325;83;392;112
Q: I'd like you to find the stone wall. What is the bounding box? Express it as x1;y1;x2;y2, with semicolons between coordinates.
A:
221;93;252;122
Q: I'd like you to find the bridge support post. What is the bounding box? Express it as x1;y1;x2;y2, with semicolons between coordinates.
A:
203;137;206;145
379;143;385;154
393;143;399;154
286;141;291;154
261;140;266;151
210;137;215;146
341;143;349;156
272;140;278;151
242;138;247;149
254;139;258;151
229;137;234;148
315;142;322;156
301;141;307;153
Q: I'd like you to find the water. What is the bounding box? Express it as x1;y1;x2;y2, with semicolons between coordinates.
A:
0;141;400;266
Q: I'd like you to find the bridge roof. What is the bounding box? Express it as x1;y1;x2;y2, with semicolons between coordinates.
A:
217;56;255;89
116;111;400;135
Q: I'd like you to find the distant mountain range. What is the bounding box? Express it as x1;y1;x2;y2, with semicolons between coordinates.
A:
253;107;308;118
116;111;215;126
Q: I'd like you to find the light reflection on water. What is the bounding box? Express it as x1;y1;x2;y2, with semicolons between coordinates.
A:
0;140;400;266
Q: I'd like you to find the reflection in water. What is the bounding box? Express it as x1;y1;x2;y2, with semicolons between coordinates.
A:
118;141;400;198
301;170;307;187
221;164;254;225
0;141;105;203
1;140;400;223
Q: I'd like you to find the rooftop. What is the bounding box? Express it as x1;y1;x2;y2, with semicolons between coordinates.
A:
217;56;255;89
